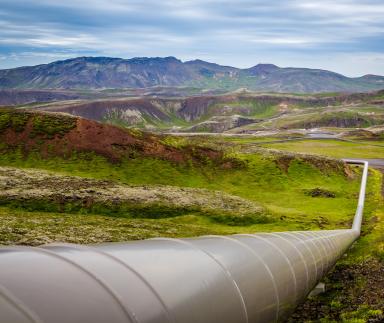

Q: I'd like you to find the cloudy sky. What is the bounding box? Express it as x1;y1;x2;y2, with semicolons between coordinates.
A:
0;0;383;76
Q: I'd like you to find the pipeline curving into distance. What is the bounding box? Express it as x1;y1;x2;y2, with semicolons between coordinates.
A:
0;160;369;323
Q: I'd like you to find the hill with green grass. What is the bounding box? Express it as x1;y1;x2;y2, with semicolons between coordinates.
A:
0;108;378;239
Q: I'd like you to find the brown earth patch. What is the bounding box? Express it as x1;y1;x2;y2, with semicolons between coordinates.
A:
0;110;237;168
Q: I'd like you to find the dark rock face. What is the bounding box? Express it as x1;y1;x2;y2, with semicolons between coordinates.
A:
1;56;384;93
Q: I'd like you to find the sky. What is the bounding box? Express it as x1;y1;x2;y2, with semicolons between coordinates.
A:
0;0;383;76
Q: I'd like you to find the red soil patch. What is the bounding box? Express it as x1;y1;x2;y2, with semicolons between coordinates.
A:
1;111;230;167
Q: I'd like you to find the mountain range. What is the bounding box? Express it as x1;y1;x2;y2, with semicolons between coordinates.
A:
0;56;383;93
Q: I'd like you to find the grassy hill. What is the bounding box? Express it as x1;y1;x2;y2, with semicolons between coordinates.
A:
0;108;371;235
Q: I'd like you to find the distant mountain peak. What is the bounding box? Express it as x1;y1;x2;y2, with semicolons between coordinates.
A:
185;59;207;64
0;56;383;93
129;56;181;63
253;63;279;69
247;63;279;74
360;74;384;81
185;59;228;67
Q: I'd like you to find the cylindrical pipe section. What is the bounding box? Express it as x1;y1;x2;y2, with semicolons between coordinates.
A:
0;161;368;323
0;230;362;323
343;160;368;233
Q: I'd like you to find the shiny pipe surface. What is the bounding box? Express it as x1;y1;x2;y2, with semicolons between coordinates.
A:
0;161;369;323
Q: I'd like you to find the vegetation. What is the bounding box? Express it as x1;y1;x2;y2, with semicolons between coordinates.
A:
0;109;29;132
30;113;76;138
261;139;384;159
0;108;77;138
0;149;364;231
207;99;279;119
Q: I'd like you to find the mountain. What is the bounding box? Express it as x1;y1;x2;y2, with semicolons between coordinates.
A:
0;56;383;93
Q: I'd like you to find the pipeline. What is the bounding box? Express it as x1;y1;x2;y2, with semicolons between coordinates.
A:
0;160;369;323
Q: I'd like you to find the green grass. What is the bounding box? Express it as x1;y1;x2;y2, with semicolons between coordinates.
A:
0;108;77;138
31;113;76;138
0;148;368;231
0;109;30;132
1;159;377;247
209;100;279;119
262;139;384;159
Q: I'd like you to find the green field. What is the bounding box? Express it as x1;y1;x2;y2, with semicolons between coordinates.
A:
261;139;384;159
0;149;370;232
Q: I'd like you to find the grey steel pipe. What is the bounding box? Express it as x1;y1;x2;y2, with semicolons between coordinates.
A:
0;160;369;323
343;160;369;233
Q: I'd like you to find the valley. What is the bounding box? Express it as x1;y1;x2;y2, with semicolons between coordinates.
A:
3;88;384;136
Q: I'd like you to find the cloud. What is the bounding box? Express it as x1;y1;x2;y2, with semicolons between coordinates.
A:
0;0;383;75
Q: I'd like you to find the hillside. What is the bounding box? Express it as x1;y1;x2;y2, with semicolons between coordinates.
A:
22;89;384;133
0;108;367;231
0;108;243;170
1;56;384;93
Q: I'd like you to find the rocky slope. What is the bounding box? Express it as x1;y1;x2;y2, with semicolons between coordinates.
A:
25;90;384;132
1;56;384;93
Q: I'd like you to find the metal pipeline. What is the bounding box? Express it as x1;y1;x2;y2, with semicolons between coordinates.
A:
0;160;369;323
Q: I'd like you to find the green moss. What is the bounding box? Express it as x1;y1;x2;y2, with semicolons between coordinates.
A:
0;113;11;130
0;109;30;132
30;114;76;138
0;147;365;232
340;306;383;322
262;139;384;159
160;135;189;148
0;196;271;226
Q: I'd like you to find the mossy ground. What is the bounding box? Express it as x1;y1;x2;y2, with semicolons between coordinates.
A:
0;108;77;137
0;149;364;230
262;139;384;159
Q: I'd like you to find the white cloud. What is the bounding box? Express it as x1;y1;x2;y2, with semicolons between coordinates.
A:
0;0;383;75
296;1;384;15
